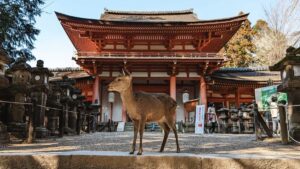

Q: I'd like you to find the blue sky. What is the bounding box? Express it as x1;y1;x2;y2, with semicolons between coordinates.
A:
31;0;273;68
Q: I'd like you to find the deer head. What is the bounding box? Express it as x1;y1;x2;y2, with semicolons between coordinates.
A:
108;69;132;93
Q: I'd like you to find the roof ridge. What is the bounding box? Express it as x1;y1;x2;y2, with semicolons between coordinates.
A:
103;8;194;15
215;67;270;73
49;67;83;72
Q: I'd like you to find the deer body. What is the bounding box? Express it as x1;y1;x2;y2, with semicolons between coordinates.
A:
108;74;180;155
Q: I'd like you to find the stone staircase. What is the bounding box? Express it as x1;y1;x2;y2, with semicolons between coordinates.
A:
124;122;134;132
124;122;161;132
145;123;161;132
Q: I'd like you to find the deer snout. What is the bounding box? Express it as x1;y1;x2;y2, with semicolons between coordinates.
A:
107;83;114;91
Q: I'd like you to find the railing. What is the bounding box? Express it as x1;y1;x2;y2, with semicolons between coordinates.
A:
76;51;224;59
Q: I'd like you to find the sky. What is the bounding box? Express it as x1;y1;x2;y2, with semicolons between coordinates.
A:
31;0;274;68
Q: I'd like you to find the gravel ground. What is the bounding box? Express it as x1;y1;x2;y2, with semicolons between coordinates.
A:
1;132;299;158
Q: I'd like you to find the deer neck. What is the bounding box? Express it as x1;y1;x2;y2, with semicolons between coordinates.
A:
120;85;137;114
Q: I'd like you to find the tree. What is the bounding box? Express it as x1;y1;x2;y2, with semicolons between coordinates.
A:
223;12;257;67
254;0;300;66
0;0;44;60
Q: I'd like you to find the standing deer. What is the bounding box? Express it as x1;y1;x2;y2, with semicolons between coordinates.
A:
108;71;180;155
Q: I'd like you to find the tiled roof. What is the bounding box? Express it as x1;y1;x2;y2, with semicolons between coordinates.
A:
103;8;195;15
212;67;281;82
214;67;270;73
49;67;90;81
100;9;199;22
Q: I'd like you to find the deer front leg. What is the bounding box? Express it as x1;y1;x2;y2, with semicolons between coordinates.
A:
137;118;146;155
129;120;139;154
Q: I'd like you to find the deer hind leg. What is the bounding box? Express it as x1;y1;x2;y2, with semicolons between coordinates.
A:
129;120;139;154
159;122;170;152
166;120;180;153
137;118;146;155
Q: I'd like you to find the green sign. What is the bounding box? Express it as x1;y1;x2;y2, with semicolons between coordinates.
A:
255;85;288;111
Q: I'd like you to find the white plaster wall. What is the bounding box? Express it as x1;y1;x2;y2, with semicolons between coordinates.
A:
151;72;168;77
131;72;148;77
176;93;185;122
101;90;122;122
112;93;122;122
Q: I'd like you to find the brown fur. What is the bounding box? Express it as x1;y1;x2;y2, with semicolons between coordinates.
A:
108;74;180;155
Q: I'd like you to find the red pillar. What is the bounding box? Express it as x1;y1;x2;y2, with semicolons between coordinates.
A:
122;102;127;122
200;76;207;108
92;75;100;104
170;76;176;120
170;76;176;100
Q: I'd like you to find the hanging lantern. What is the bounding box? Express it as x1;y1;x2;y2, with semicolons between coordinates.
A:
108;92;115;103
182;90;189;103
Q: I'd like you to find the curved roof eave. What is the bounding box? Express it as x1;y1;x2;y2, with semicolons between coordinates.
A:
55;11;249;25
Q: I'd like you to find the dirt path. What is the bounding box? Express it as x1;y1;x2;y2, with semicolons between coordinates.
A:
1;132;299;158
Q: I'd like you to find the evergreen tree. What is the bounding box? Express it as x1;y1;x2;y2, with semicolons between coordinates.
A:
0;0;44;60
223;13;257;67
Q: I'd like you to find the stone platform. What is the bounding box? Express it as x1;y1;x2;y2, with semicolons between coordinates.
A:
1;132;299;168
0;151;299;169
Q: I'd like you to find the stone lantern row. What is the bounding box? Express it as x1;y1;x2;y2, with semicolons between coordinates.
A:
0;57;98;142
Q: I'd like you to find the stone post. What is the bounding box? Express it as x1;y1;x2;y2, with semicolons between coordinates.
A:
46;84;62;136
6;56;31;137
30;60;53;138
270;47;300;141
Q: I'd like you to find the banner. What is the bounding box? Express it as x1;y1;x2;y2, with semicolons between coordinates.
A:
195;105;205;134
255;85;288;111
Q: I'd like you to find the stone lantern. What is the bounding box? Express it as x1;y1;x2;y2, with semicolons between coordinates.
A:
58;75;75;136
69;88;81;132
182;90;190;103
0;48;11;143
30;60;53;138
46;83;62;136
76;95;86;135
6;56;31;135
270;46;300;140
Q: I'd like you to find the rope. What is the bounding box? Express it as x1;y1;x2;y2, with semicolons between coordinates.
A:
0;99;97;116
0;100;32;105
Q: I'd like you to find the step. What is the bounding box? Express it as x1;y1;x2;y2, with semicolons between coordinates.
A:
0;151;299;169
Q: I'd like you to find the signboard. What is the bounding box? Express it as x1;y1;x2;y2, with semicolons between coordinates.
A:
117;122;125;132
255;85;288;111
195;105;205;134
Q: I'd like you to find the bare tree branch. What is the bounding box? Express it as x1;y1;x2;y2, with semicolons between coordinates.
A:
255;0;300;66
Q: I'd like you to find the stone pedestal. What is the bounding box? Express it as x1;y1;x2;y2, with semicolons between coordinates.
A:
7;122;27;138
35;127;48;138
47;116;59;135
68;109;77;132
0;122;9;144
288;91;300;140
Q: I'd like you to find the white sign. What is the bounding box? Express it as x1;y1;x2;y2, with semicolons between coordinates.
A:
117;122;125;132
195;105;205;134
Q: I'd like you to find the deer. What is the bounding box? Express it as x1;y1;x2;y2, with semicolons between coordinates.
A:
108;70;180;155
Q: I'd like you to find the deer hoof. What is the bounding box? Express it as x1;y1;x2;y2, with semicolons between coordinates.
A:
129;151;134;155
137;152;143;155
